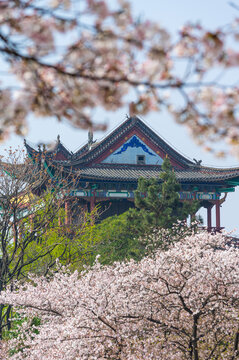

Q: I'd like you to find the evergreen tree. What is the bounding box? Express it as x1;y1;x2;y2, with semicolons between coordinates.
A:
82;157;200;266
134;156;199;230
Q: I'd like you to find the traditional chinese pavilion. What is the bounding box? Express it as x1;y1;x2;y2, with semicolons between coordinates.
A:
25;116;239;231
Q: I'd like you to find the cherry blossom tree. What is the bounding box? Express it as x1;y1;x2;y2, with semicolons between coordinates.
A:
1;232;239;359
0;150;99;338
1;1;239;155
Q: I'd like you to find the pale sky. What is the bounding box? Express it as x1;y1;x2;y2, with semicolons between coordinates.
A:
1;0;239;233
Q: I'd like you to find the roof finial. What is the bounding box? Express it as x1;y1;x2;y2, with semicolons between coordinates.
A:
129;102;135;117
57;134;60;143
193;158;202;166
88;129;94;150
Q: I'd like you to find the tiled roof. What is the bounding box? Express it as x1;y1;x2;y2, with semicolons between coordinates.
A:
25;139;72;160
53;142;72;159
73;143;89;158
76;165;239;183
24;117;239;186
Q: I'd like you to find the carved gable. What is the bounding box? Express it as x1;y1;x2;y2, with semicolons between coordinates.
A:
102;135;164;165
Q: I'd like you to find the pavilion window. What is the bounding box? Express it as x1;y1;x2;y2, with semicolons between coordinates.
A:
137;155;145;165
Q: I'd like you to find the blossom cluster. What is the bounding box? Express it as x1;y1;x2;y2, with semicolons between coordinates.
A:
0;0;168;139
1;2;239;155
1;232;239;359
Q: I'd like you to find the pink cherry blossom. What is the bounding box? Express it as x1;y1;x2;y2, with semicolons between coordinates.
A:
1;1;239;155
1;232;239;359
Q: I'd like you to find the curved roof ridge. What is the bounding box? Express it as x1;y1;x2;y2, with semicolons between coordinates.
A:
195;164;239;172
71;117;134;162
24;138;72;160
24;140;39;157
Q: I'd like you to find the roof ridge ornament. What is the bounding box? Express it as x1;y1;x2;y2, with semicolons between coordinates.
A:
193;158;202;166
88;129;96;150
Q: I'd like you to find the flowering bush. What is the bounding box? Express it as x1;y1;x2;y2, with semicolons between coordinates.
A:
141;219;200;255
1;232;239;359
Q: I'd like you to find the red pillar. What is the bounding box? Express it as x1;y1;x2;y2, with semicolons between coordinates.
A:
207;205;212;232
216;200;221;231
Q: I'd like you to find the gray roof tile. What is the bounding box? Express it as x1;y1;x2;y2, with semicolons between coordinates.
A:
78;166;239;182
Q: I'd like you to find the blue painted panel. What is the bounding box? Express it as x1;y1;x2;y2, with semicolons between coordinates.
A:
102;135;163;165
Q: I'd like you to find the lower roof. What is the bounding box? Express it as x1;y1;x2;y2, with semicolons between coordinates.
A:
75;165;239;184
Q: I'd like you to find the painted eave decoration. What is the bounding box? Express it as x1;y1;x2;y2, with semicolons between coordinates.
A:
114;135;155;156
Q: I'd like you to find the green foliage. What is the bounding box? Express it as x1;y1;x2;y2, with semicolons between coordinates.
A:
86;210;145;265
6;191;100;279
91;212;199;266
134;156;200;230
3;312;42;357
6;158;199;277
3;312;41;341
17;206;100;275
85;157;200;266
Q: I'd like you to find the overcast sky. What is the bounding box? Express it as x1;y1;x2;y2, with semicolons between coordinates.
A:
1;0;239;233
